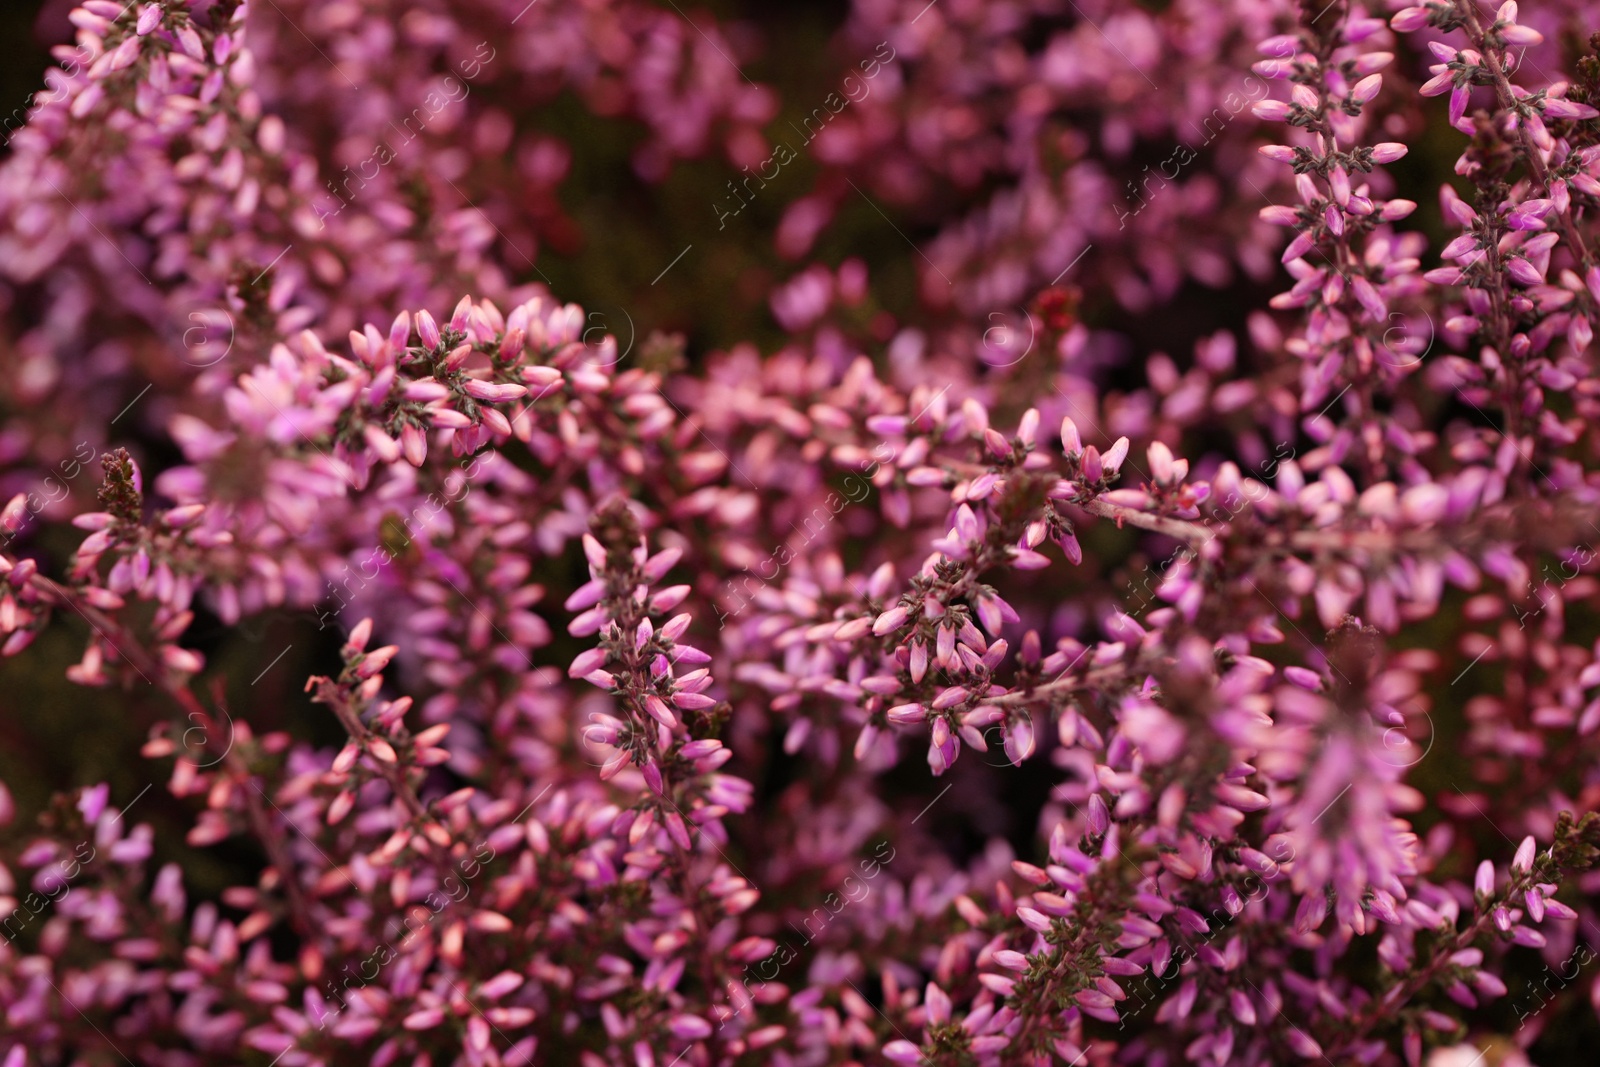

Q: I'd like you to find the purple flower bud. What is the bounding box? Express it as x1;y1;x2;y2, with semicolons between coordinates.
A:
1475;859;1495;897
887;702;927;724
874;605;910;635
1082;446;1104;483
1501;23;1543;45
1544;97;1599;119
883;1041;924;1065
1059;415;1083;455
1282;231;1317;263
1513;835;1537;872
1506;257;1544;286
668;1014;712;1041
416;309;441;349
643;547;682;582
1103;437;1130;474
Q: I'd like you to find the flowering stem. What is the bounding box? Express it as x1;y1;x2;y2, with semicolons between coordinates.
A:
26;572;317;936
1328;876;1526;1056
240;774;317;939
1079;498;1213;544
309;675;463;895
1460;0;1597;272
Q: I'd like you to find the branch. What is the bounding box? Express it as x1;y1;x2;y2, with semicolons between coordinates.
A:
1461;1;1596;273
1078;498;1215;544
27;573;316;936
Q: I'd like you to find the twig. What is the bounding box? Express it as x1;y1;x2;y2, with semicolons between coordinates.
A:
27;573;316;935
1460;1;1596;273
1078;498;1214;543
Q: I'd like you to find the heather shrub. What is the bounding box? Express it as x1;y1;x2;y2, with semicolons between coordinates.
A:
4;1;1600;1065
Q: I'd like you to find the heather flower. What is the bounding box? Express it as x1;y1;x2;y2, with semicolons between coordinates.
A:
3;1;1600;1065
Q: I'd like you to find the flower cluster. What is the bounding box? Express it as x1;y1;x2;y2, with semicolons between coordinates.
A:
5;1;1600;1066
